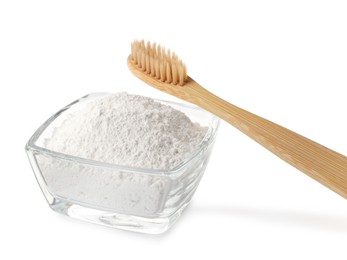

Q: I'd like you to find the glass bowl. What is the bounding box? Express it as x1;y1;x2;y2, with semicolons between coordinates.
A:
25;93;220;234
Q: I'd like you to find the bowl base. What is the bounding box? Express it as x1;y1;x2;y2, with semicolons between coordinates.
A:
49;197;188;234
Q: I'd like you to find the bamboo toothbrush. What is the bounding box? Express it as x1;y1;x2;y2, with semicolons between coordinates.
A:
127;39;347;199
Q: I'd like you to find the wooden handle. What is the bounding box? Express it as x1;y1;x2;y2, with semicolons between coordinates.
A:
127;57;347;199
185;79;347;199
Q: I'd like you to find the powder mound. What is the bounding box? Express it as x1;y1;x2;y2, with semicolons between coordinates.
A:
45;93;207;170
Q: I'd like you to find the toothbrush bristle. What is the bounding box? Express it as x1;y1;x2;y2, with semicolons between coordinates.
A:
130;40;187;86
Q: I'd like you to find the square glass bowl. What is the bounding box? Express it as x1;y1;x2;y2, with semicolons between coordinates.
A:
25;93;219;234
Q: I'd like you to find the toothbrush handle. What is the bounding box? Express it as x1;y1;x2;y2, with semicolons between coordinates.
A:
127;56;347;199
187;80;347;199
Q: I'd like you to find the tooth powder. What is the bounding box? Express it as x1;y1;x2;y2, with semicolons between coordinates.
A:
41;92;207;215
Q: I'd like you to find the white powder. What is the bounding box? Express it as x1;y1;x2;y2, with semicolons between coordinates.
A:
45;92;207;170
41;93;208;216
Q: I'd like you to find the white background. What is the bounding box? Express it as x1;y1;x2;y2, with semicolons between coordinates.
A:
1;0;347;259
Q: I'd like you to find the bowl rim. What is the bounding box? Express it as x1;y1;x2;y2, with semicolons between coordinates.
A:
25;92;220;176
